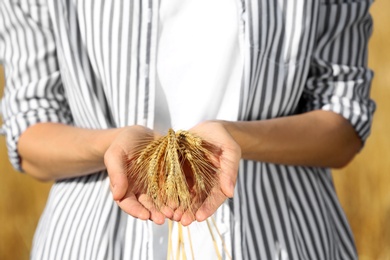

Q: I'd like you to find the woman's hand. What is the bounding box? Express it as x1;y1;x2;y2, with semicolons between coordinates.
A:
104;125;173;225
105;123;240;226
177;121;242;226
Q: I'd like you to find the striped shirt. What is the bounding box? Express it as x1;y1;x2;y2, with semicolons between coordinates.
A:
0;0;375;259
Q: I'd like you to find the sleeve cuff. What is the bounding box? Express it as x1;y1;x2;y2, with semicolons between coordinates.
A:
2;107;73;172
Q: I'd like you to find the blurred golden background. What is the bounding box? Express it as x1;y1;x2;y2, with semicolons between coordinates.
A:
1;1;389;259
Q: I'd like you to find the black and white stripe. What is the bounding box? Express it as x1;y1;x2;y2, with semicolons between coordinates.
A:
0;0;375;259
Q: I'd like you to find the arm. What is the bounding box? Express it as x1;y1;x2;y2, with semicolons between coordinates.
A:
0;1;114;180
18;122;169;224
230;0;376;170
0;0;74;172
17;123;121;181
225;110;361;169
0;2;167;224
178;112;360;225
181;0;376;225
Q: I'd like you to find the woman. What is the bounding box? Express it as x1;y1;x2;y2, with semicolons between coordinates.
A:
0;0;375;259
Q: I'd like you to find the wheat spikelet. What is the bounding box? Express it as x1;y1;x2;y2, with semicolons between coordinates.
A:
163;129;186;209
176;130;219;206
136;137;162;165
146;137;168;207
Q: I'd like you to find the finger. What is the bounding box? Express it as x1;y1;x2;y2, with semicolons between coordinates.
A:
173;206;185;222
105;148;128;201
180;192;205;225
166;199;180;212
219;168;236;198
219;154;239;198
160;205;175;220
138;194;166;225
195;189;227;222
180;210;196;226
117;192;150;220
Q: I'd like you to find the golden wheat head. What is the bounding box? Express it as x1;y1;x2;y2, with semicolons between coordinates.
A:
125;128;220;214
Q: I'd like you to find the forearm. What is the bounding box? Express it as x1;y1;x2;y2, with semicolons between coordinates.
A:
224;110;362;168
18;123;122;181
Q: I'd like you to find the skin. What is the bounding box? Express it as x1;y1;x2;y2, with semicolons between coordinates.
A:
17;110;362;225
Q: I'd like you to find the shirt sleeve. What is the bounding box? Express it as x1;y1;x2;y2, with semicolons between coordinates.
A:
0;0;73;172
300;0;376;144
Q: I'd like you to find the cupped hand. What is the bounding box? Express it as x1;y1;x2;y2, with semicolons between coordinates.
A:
178;120;242;226
104;125;173;225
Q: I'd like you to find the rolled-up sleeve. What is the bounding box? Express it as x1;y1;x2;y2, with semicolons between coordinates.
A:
301;0;376;144
0;0;73;171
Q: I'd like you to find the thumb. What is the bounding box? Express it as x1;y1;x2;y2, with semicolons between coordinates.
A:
219;152;240;198
105;148;129;201
220;170;236;198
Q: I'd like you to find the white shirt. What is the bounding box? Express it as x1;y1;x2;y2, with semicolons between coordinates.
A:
155;0;242;133
153;0;241;258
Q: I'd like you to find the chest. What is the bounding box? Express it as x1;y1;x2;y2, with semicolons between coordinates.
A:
52;0;318;63
48;0;319;125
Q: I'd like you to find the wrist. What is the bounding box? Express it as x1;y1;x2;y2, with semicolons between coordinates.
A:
86;127;125;170
221;120;257;159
